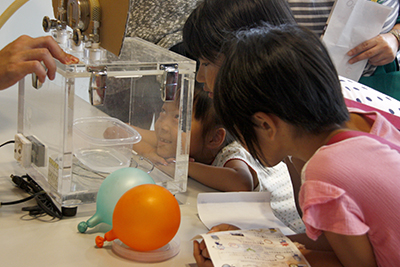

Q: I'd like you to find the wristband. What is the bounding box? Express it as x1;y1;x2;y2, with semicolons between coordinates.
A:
389;29;400;51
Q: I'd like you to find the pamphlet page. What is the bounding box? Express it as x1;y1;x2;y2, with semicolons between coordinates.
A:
199;228;310;267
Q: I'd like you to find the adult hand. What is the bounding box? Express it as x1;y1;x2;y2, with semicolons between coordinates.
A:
0;35;79;91
193;224;241;267
347;32;398;66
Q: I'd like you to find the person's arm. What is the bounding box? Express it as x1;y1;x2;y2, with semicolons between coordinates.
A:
103;124;170;166
347;23;400;66
289;231;377;267
324;231;377;267
130;125;158;147
0;35;78;90
188;159;256;191
299;249;343;267
289;232;333;251
132;141;171;166
130;130;172;166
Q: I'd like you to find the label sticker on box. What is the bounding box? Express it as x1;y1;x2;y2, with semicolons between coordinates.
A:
48;157;59;191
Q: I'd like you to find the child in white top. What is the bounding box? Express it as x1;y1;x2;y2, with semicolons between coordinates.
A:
132;86;305;233
189;87;304;233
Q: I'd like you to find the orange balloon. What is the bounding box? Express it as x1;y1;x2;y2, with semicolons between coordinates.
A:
96;184;181;251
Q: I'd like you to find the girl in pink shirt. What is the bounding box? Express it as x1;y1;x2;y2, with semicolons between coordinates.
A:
196;24;400;267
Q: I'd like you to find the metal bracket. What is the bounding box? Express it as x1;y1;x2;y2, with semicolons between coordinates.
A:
87;65;107;106
160;64;179;102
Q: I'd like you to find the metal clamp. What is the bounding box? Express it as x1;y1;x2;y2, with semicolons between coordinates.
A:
160;64;179;102
87;65;107;106
42;16;65;32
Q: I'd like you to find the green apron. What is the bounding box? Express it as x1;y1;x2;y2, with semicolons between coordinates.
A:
359;60;400;100
358;16;400;100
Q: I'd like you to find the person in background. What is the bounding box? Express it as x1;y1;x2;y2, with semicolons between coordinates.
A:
288;0;400;99
195;23;400;267
0;35;78;91
125;0;199;50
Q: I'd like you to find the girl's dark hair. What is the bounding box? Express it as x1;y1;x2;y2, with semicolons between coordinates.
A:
213;24;350;163
183;0;295;63
193;83;234;145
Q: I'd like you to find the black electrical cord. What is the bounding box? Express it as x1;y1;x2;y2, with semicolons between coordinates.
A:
1;140;63;220
0;191;45;206
0;140;14;148
0;140;27;207
10;174;63;219
1;174;63;219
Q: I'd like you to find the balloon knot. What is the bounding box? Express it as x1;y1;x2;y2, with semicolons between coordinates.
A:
77;221;88;233
95;236;105;248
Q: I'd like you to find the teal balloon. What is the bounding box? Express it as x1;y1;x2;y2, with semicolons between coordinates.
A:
78;167;155;233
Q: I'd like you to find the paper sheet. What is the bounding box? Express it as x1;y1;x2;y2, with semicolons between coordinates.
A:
200;228;310;267
322;0;393;81
197;192;296;236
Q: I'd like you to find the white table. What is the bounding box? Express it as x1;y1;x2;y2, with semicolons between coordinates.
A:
0;87;214;267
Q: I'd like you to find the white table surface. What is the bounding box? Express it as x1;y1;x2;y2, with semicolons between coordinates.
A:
0;86;215;267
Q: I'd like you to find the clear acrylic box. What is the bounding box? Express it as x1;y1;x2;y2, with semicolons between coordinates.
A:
17;37;196;207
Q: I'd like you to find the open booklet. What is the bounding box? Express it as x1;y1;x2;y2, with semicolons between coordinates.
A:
194;228;310;267
197;192;296;236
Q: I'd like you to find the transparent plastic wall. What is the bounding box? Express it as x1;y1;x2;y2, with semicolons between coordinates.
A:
17;37;196;206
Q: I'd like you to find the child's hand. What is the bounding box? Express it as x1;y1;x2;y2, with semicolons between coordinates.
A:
165;158;176;164
156;160;176;176
103;126;130;139
208;223;241;233
193;240;214;267
142;149;170;166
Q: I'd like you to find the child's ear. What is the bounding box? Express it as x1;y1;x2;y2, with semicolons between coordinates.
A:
252;112;277;141
206;128;226;149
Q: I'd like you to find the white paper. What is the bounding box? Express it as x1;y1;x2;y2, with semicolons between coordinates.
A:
200;228;310;267
322;0;392;81
197;192;296;236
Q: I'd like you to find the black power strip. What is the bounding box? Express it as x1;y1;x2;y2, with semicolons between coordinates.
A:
11;174;63;219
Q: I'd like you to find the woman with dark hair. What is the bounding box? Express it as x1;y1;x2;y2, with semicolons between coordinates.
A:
183;0;295;98
183;0;295;61
183;0;296;98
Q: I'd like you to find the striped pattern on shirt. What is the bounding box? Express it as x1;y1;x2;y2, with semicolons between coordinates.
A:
288;0;399;76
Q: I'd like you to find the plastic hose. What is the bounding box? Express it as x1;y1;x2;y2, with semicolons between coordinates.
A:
0;0;30;29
